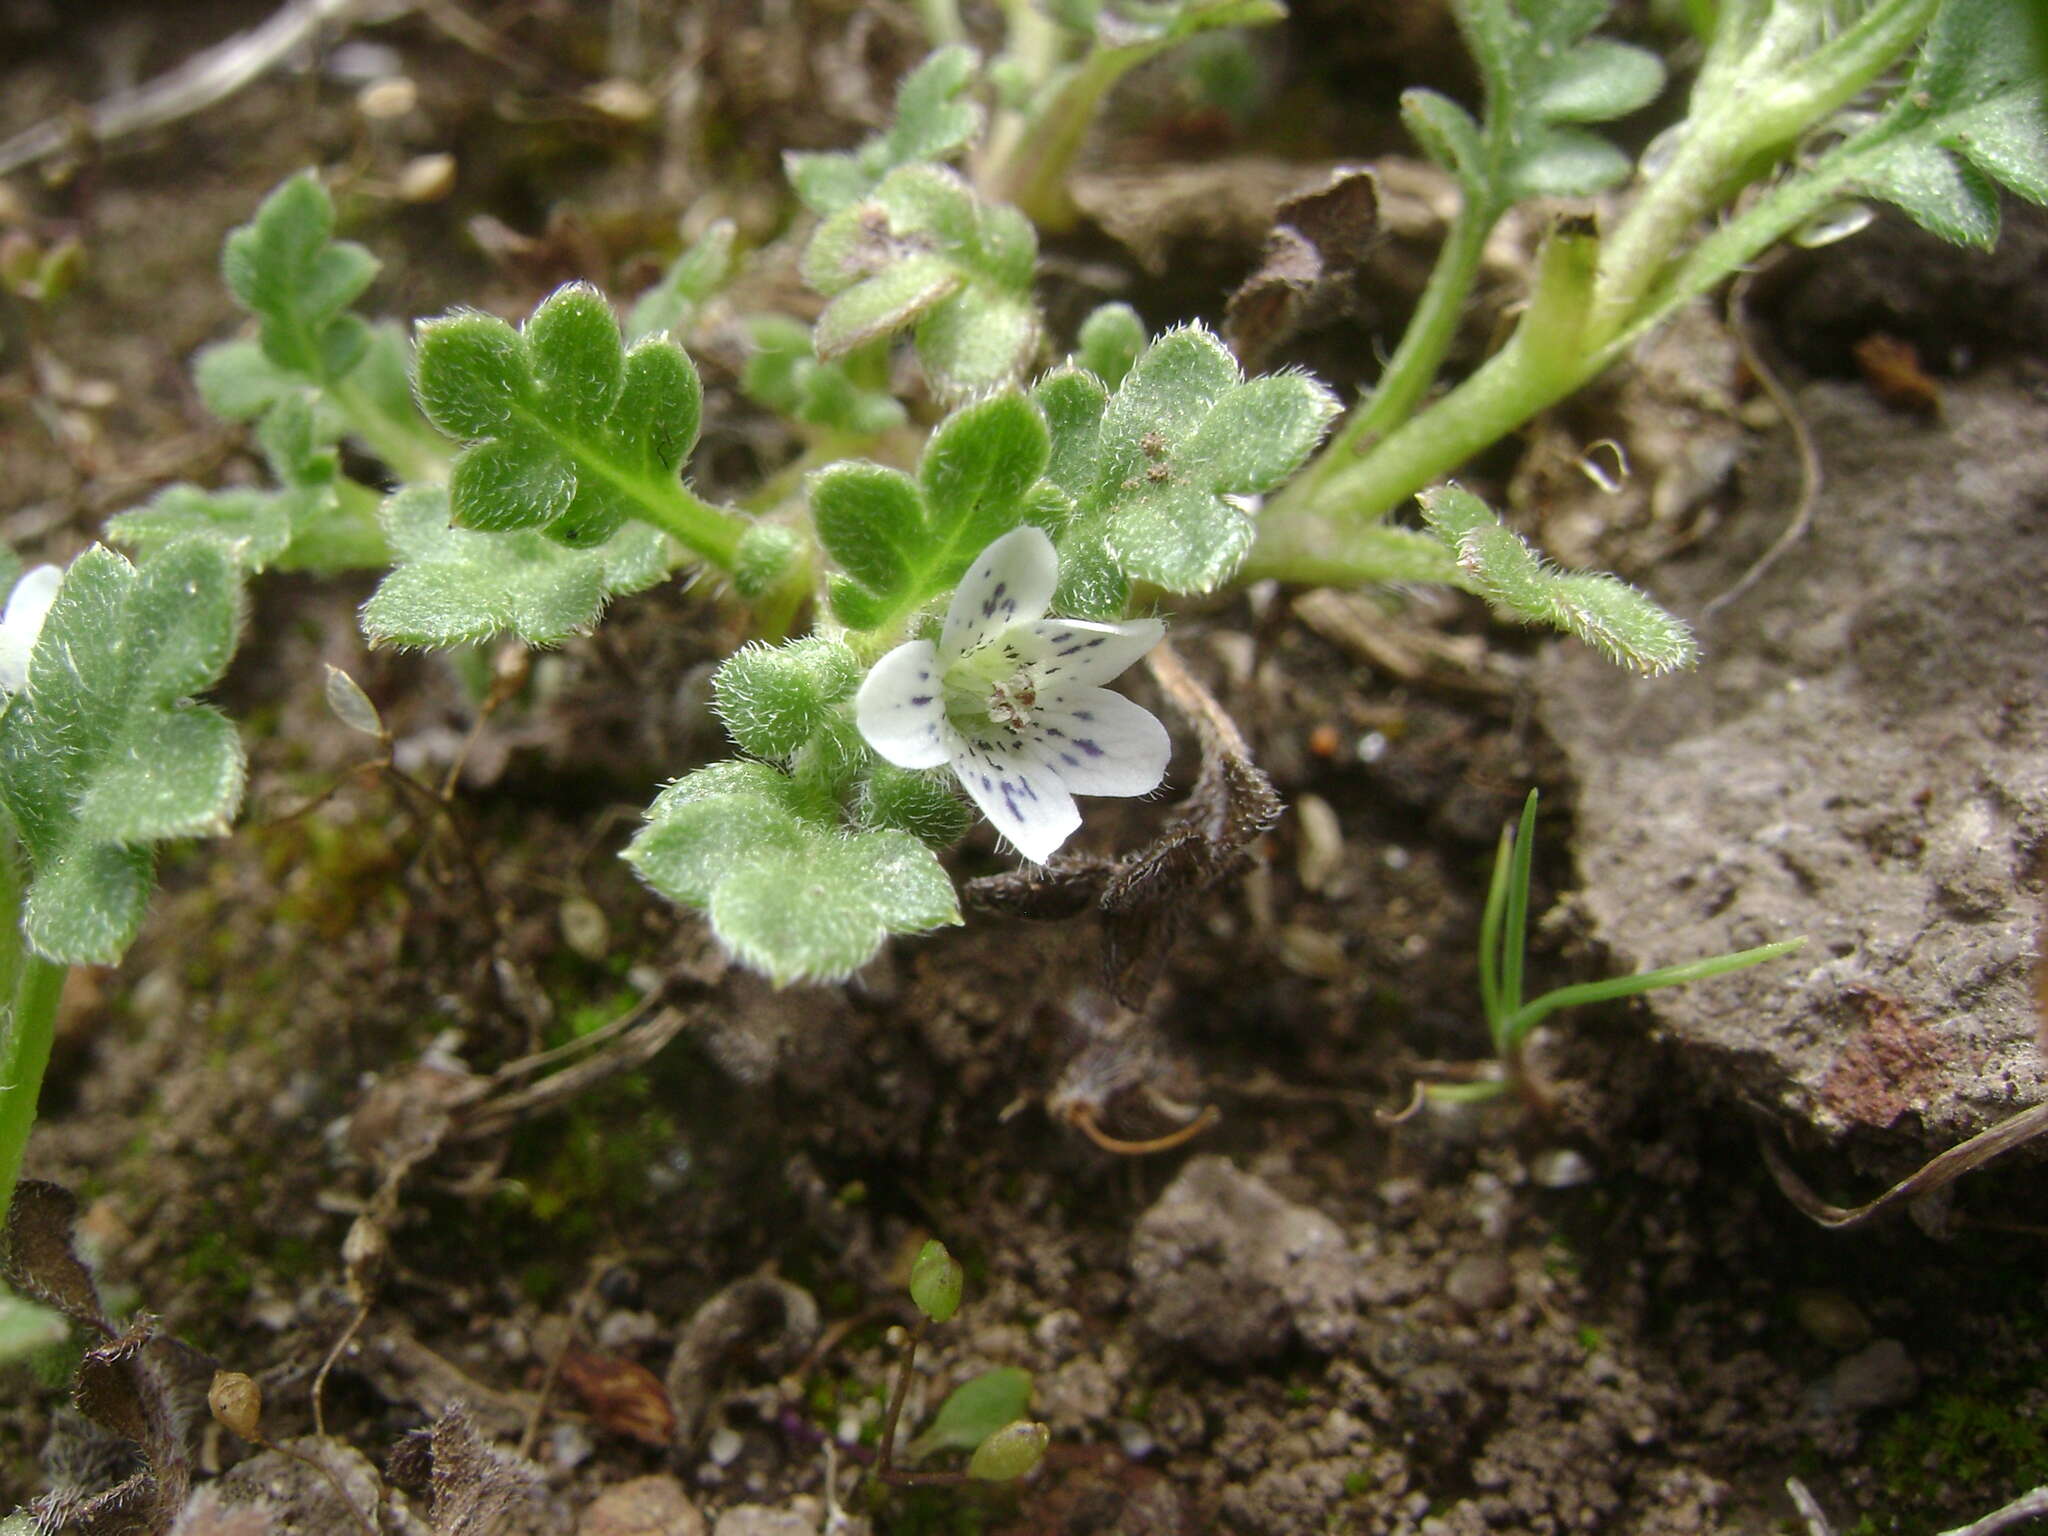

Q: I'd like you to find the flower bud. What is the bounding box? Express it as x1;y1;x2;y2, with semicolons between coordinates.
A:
908;1239;963;1324
209;1370;263;1439
968;1420;1049;1481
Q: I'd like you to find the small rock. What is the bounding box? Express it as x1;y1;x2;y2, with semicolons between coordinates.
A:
1829;1338;1919;1414
1129;1155;1357;1364
1529;1148;1596;1188
711;1507;816;1536
1443;1253;1515;1315
1792;1291;1873;1352
579;1475;706;1536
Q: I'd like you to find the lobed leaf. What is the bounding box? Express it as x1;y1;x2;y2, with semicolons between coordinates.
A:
0;543;246;965
625;765;961;984
785;47;985;216
799;164;1040;401
1425;0;1664;206
1829;0;2048;249
220;171;378;384
1037;325;1338;606
413;283;705;549
813;390;1050;630
360;485;671;648
1418;484;1696;674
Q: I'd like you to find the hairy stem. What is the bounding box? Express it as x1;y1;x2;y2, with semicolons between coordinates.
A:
0;839;66;1219
1288;193;1498;511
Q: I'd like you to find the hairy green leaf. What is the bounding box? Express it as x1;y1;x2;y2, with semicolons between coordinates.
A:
1075;303;1146;388
786;47;985;215
813;391;1049;630
1044;326;1338;605
220;171;377;384
1418;483;1696;674
414;283;709;550
1427;0;1664;207
800;165;1040;401
625;764;961;984
361;485;671;648
1828;0;2048;248
713;639;862;760
0;543;246;964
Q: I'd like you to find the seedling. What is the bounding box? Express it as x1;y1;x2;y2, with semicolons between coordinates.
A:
1429;789;1805;1103
872;1239;1049;1489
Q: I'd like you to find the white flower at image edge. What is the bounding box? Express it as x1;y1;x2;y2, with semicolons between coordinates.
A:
855;526;1169;864
0;563;62;696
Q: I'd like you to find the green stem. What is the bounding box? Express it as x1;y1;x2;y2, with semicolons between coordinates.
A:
1587;0;1937;342
1497;938;1805;1052
1248;223;1596;580
330;376;451;487
635;484;747;570
0;838;65;1219
1288;192;1500;512
983;43;1139;234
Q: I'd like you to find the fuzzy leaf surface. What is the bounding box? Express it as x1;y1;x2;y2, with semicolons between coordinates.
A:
1415;0;1664;208
0;543;246;964
1818;0;2048;248
1035;326;1338;609
801;165;1039;401
361;485;671;648
625;763;960;984
414;283;705;548
220;171;377;384
786;47;985;215
1419;483;1695;674
813;390;1050;630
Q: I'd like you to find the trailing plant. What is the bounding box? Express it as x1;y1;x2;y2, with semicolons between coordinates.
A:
1;0;2040;1223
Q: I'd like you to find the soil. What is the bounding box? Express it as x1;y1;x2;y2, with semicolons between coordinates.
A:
4;5;2048;1536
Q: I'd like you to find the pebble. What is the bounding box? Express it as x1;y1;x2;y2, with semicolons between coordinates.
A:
1828;1338;1919;1414
1443;1253;1515;1315
578;1475;706;1536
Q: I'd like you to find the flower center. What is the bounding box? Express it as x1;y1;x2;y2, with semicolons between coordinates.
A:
946;645;1043;735
986;671;1038;729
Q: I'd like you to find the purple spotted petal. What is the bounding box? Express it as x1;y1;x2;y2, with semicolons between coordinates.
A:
1020;686;1170;798
940;525;1057;661
854;639;953;769
950;730;1080;864
1008;615;1162;690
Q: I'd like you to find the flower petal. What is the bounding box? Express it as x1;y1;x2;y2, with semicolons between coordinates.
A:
1022;686;1170;798
951;732;1080;864
941;525;1056;660
0;563;62;696
1010;615;1162;689
854;639;952;769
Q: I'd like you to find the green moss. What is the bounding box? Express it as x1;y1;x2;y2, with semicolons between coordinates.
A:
1848;1389;2048;1533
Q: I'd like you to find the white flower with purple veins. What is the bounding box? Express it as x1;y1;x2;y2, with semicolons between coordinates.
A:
855;526;1170;864
0;563;62;696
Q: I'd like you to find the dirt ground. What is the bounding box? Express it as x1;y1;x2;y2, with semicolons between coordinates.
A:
3;4;2047;1534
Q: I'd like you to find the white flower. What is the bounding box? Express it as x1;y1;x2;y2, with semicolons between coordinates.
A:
0;563;62;696
855;526;1169;864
